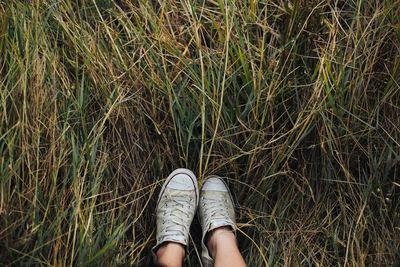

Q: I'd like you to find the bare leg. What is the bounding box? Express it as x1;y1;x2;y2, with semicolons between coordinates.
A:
156;242;185;267
207;226;246;267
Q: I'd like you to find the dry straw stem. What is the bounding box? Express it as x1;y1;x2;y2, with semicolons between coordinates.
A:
0;0;399;266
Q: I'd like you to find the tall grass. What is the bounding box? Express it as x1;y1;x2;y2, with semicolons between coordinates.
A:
1;0;399;265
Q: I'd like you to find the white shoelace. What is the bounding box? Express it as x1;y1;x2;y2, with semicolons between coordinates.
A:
158;193;193;240
201;195;231;226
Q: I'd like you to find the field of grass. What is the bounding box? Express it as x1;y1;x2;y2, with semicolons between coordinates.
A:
1;0;399;266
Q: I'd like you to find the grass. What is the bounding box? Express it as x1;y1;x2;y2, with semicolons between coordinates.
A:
0;0;399;265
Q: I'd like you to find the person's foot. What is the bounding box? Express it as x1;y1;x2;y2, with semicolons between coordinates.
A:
152;168;198;260
207;226;246;267
199;175;236;267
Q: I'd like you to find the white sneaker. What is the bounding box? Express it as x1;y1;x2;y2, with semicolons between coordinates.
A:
152;168;199;258
199;175;236;267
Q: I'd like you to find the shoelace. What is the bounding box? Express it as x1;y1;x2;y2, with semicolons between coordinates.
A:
201;195;232;226
158;192;193;240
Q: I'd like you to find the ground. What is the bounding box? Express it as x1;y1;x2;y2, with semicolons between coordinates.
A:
0;0;399;266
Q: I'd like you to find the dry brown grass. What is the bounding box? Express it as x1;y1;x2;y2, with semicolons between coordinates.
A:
0;0;399;265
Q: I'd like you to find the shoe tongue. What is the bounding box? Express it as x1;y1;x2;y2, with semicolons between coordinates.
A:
168;174;194;190
202;178;227;192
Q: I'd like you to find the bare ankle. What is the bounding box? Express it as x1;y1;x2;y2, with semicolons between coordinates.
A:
207;226;236;258
156;242;185;267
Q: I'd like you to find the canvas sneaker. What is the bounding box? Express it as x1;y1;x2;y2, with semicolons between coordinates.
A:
199;175;236;267
152;168;199;258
